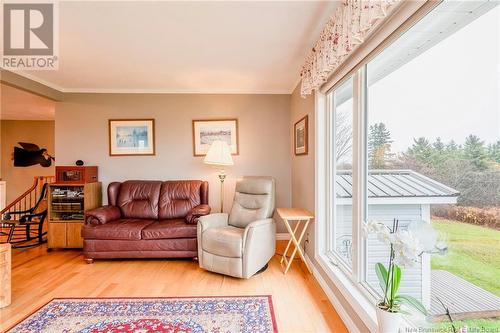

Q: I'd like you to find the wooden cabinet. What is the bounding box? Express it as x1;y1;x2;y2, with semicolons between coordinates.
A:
0;181;6;211
56;166;98;184
48;223;67;248
67;222;84;248
48;182;101;249
0;243;11;308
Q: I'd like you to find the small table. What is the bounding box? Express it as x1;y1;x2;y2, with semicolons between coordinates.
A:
277;208;314;274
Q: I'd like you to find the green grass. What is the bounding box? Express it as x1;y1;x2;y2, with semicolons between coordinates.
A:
431;219;500;296
431;219;500;330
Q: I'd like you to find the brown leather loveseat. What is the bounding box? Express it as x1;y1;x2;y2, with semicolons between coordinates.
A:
82;180;210;262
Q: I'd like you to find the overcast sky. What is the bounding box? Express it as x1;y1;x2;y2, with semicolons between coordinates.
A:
368;5;500;153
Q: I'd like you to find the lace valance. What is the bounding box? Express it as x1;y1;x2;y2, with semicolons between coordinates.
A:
300;0;398;97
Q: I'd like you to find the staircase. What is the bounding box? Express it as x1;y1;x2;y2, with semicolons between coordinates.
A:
0;176;55;220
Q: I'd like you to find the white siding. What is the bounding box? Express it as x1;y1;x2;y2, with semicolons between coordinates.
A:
335;203;430;307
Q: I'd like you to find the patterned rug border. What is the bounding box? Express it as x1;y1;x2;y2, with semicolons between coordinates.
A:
5;295;278;333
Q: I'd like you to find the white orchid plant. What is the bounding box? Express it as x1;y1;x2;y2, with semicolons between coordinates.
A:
364;219;439;316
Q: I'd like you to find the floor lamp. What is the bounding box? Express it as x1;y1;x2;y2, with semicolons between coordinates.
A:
203;141;234;213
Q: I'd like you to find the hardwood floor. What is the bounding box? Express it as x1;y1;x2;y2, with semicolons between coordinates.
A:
0;242;348;333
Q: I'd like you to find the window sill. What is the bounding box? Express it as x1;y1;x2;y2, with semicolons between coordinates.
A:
315;253;379;332
315;254;424;333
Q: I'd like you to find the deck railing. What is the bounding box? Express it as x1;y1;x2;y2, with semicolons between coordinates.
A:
0;176;55;220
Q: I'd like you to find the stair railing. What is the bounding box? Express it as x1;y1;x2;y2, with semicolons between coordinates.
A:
0;176;55;220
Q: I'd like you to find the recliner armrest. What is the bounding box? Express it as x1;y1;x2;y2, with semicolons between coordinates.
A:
245;218;274;229
243;218;275;245
197;213;229;232
85;206;121;225
185;204;211;224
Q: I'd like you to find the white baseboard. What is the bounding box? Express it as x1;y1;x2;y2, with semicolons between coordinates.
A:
304;254;360;333
276;233;290;240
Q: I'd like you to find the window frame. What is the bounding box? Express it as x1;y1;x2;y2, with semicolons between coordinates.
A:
324;66;381;299
315;69;382;332
325;75;356;275
313;1;447;331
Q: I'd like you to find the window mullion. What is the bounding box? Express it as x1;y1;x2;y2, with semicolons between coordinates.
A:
358;66;368;283
326;93;334;255
351;69;364;281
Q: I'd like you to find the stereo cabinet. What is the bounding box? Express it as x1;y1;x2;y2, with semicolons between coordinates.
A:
48;182;102;249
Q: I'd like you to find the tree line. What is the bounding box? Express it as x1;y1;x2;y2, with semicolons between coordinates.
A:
367;123;499;207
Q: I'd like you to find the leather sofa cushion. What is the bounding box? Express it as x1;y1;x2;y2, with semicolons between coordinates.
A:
202;226;244;258
142;219;197;240
82;219;155;240
117;181;162;219
158;181;203;219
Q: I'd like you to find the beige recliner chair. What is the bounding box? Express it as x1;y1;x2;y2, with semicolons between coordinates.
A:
197;177;276;279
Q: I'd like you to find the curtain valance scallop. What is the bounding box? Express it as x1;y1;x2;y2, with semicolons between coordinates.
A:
300;0;398;97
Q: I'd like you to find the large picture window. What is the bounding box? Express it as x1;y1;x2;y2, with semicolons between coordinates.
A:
319;1;499;331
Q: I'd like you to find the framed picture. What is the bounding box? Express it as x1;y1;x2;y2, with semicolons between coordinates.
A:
108;119;155;156
192;119;239;156
294;115;308;155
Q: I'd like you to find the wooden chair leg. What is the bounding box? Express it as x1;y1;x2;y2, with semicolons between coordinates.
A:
26;224;31;241
7;224;15;243
38;222;44;244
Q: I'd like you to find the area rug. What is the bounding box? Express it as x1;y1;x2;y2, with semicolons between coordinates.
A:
7;296;278;333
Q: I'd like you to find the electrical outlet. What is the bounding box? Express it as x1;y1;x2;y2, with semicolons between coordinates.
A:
305;232;310;243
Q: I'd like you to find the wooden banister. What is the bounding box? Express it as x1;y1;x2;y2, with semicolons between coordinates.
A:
0;176;55;219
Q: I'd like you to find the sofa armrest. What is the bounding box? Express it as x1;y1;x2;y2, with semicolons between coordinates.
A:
85;206;121;225
185;204;211;224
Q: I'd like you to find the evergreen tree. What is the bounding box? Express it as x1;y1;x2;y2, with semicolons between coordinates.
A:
487;140;500;163
368;123;393;169
445;140;459;153
463;134;488;169
407;137;433;164
430;137;447;167
433;137;445;152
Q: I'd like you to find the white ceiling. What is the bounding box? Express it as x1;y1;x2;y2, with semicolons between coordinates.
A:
17;1;339;94
0;84;55;120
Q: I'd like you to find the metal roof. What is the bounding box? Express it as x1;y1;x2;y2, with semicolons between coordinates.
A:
336;170;460;199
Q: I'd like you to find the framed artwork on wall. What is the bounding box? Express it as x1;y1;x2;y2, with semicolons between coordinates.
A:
294;115;308;155
108;119;155;156
192;119;239;156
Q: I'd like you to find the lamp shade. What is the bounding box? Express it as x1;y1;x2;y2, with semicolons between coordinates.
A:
203;140;234;166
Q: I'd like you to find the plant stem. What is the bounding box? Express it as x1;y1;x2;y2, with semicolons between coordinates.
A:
384;244;394;307
388;245;395;309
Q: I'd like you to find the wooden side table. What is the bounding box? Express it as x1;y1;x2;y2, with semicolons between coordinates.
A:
0;243;11;308
277;208;314;274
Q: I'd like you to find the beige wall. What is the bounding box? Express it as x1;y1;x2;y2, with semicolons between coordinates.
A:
290;84;368;332
56;93;291;231
0;120;55;204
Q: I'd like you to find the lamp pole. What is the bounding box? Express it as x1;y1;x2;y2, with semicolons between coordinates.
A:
219;170;226;213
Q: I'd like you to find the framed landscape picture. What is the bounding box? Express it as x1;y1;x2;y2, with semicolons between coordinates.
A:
294;115;308;155
109;119;155;156
192;119;239;156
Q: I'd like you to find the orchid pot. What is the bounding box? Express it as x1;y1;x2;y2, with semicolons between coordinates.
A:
364;220;436;333
376;302;402;333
